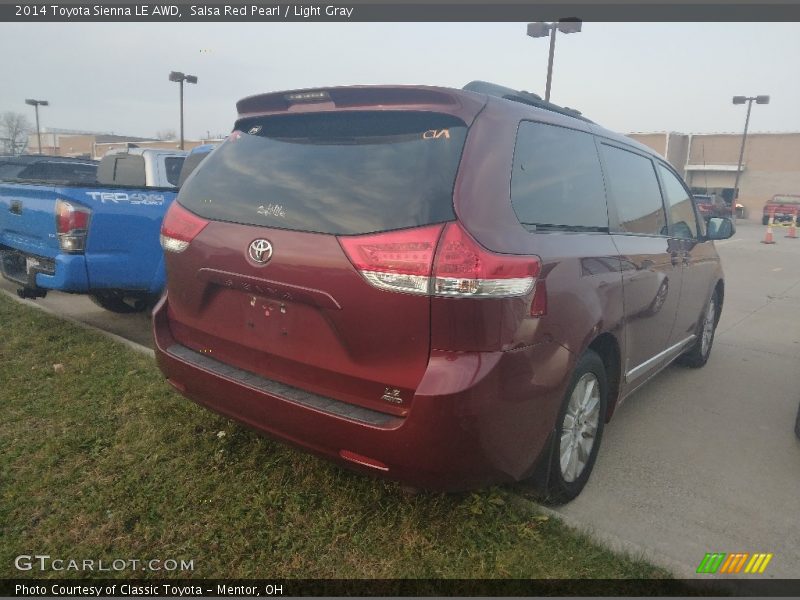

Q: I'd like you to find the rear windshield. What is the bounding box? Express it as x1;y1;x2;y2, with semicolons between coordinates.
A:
164;156;185;187
693;195;713;204
177;150;210;187
177;111;467;235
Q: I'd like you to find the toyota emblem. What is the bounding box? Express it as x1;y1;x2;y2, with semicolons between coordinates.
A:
248;239;273;264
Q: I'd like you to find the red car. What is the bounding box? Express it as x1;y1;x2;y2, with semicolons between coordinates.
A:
154;82;733;502
693;194;731;221
762;194;800;225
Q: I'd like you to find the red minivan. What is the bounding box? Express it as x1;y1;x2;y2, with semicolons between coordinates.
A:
154;82;734;502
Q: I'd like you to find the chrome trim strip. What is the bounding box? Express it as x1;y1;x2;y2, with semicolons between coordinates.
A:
625;335;696;383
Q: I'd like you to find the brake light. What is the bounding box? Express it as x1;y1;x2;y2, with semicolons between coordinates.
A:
338;224;443;295
55;199;90;253
339;222;541;299
432;222;539;297
160;202;209;253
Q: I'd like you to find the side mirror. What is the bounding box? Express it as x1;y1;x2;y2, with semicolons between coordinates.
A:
707;217;735;240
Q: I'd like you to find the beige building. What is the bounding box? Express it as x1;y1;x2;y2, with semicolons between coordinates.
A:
27;128;213;159
629;131;800;220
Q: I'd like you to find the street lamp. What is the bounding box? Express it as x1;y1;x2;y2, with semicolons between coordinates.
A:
25;98;49;155
168;71;198;150
731;94;769;222
526;18;582;102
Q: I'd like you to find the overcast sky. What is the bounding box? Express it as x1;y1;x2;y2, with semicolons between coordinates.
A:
2;22;799;139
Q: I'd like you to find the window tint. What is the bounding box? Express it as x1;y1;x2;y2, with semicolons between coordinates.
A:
16;162;48;180
510;121;608;230
601;144;666;236
179;111;467;235
0;162;25;179
178;151;209;187
164;157;184;187
42;162;97;184
113;155;146;186
659;164;698;239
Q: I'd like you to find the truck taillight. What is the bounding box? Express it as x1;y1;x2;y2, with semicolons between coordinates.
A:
160;202;209;253
55;199;90;253
339;222;542;301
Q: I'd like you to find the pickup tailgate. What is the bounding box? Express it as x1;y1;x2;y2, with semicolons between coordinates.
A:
0;182;175;292
79;187;176;291
0;182;61;258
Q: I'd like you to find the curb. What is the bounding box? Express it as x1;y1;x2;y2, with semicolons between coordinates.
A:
0;288;155;359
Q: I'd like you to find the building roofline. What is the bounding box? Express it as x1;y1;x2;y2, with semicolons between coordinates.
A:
629;130;800;136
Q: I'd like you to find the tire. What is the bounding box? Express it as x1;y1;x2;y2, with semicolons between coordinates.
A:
89;291;155;314
677;289;719;368
543;349;608;504
762;215;769;225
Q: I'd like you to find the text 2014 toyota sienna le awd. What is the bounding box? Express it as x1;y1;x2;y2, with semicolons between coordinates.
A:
153;82;734;502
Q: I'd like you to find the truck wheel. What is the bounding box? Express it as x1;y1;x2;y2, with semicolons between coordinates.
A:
90;292;155;314
543;349;608;504
762;215;769;225
677;289;718;368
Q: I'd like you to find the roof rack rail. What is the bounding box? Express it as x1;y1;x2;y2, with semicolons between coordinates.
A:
463;80;592;123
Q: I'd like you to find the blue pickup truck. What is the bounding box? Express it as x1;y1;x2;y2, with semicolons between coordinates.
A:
0;148;188;312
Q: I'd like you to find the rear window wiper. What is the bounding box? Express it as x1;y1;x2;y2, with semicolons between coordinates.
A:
521;223;609;232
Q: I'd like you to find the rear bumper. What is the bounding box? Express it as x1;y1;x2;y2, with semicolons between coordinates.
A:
0;246;89;292
152;295;573;491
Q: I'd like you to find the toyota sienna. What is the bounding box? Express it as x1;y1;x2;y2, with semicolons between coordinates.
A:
153;82;734;502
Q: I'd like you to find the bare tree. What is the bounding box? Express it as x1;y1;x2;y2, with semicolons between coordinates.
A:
0;111;31;155
155;129;177;141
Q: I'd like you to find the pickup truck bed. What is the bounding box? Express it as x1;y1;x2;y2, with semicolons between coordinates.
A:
0;148;186;312
0;181;176;309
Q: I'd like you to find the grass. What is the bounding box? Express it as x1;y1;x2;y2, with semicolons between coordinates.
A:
0;292;677;586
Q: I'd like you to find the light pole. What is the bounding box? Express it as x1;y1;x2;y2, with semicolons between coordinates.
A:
168;71;198;150
25;98;49;154
526;19;582;103
731;95;769;222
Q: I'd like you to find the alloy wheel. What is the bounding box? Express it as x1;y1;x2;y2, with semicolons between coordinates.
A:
559;372;601;483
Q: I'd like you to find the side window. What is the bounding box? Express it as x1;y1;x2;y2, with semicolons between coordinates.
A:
510;121;608;229
17;162;48;181
164;157;185;187
112;155;146;187
42;162;97;184
658;164;699;239
601;144;667;236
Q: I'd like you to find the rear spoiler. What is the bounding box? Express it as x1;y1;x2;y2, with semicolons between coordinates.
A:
235;85;487;123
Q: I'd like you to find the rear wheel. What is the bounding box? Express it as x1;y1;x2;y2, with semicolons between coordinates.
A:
677;289;718;368
544;349;608;504
762;215;770;225
89;291;155;314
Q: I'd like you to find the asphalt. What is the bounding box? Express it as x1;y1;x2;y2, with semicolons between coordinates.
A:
2;220;798;579
553;221;800;579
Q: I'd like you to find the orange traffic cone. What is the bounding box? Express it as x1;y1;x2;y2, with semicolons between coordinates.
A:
762;214;776;244
786;211;798;239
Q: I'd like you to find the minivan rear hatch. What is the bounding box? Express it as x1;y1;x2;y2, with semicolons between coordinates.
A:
163;104;476;417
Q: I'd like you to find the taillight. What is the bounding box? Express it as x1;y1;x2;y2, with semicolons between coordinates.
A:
337;224;443;295
55;199;90;253
160;202;209;253
432;222;539;297
339;222;541;300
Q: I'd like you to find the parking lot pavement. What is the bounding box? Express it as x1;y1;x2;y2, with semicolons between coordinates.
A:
0;278;154;350
2;220;798;578
554;220;800;579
